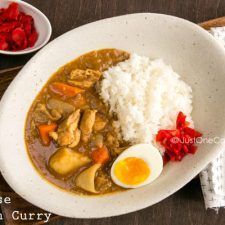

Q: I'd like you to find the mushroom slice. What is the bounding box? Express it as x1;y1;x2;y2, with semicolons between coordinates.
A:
80;109;97;143
47;98;75;116
50;109;62;120
75;164;101;193
34;103;61;122
57;109;81;146
49;148;91;176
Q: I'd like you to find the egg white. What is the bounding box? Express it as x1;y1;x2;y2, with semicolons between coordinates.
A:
111;144;163;188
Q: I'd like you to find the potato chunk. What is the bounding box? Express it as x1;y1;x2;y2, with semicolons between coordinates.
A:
49;148;91;176
75;164;101;193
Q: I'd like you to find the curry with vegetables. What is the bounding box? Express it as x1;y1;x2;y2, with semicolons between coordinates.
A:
25;49;130;195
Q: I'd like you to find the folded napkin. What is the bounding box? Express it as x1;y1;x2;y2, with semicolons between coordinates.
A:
200;27;225;210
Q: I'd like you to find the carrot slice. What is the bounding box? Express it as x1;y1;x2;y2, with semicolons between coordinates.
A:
38;123;57;146
91;146;110;164
50;82;84;98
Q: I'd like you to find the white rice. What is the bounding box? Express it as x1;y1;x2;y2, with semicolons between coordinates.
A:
100;53;193;144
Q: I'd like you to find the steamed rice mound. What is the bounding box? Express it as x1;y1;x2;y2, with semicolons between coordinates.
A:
100;53;193;144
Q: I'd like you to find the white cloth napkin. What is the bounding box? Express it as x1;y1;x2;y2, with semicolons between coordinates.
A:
200;27;225;209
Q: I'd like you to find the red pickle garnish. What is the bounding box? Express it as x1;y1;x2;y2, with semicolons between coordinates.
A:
156;111;202;162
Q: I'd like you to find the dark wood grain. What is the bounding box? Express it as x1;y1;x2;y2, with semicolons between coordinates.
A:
1;0;225;224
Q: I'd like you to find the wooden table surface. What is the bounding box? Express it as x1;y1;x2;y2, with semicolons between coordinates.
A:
1;0;225;224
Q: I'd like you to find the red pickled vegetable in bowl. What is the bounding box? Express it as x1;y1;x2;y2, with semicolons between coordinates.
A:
0;2;38;51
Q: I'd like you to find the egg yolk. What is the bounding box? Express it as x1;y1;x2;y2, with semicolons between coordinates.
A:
114;157;150;185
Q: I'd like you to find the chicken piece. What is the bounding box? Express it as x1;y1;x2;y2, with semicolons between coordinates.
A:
57;110;81;147
93;115;107;131
68;80;93;89
70;69;102;81
68;69;102;89
73;94;88;109
34;103;61;122
47;98;75;116
75;164;101;193
106;133;120;148
69;129;81;148
80;109;97;142
49;148;91;176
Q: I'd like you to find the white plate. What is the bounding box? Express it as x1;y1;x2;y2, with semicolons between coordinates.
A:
1;13;225;218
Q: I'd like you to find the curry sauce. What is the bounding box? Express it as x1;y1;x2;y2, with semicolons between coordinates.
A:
25;49;130;195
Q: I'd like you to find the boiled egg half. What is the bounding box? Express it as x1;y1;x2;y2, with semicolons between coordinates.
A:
111;144;163;188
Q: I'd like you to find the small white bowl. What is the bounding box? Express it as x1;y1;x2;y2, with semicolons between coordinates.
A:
0;0;52;55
